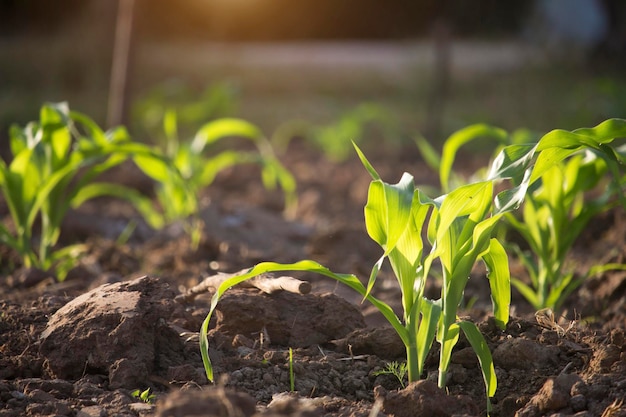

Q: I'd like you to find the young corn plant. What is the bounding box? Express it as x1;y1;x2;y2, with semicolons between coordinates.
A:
419;119;626;312
500;122;626;311
145;110;298;248
200;144;519;414
0;102;170;280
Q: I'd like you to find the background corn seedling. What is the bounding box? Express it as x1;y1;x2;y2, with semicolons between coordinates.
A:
149;112;298;245
0;102;170;280
418;118;626;312
132;80;239;143
501;126;626;311
133;83;296;247
272;102;401;162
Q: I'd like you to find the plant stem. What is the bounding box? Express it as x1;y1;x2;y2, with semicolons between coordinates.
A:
405;315;420;382
406;342;419;383
289;347;295;392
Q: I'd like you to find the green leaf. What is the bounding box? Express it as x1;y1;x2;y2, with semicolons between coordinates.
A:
494;176;531;215
364;173;415;254
133;153;174;184
7;148;37;227
71;182;165;229
481;239;510;329
353;142;381;180
413;134;441;172
570;118;626;144
40;102;70;127
48;126;71;169
458;321;497;412
529;146;579;185
436;181;492;244
545;273;580;311
511;278;541;310
415;299;441;377
364;254;386;301
26;156;95;233
487;143;536;183
163;108;178;143
440;124;508;192
48;243;88;281
9;124;29;156
197;150;258;186
69;110;109;146
191;118;262;153
389;199;430;310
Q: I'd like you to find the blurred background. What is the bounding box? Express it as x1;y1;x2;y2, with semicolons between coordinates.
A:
1;0;626;151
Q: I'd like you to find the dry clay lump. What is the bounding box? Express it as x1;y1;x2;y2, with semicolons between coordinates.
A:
39;276;184;389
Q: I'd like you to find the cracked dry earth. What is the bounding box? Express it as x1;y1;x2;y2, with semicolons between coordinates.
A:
1;143;626;417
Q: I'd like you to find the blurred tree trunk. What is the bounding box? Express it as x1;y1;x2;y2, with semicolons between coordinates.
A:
425;20;451;142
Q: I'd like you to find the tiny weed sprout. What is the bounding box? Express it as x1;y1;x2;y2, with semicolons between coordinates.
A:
131;388;156;404
0;103;167;280
200;143;521;415
373;361;407;388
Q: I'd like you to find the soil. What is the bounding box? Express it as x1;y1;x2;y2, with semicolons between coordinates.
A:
1;141;625;417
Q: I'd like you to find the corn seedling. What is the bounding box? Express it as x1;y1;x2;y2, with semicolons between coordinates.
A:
132;80;238;140
419;119;626;312
501;122;626;311
200;143;524;415
272;103;399;162
134;81;295;229
0;103;168;280
147;111;298;248
289;347;295;392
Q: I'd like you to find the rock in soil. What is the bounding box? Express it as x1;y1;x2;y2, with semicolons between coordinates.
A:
214;289;366;347
39;275;185;389
374;380;478;417
155;386;258;417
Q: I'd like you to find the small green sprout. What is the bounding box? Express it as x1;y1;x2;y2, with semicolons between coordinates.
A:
289;347;295;392
130;387;156;404
373;361;407;388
